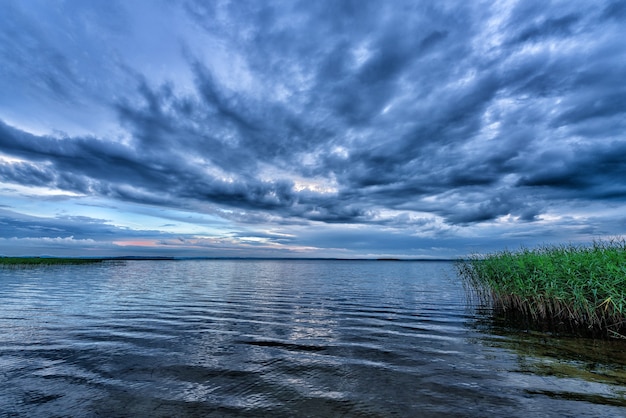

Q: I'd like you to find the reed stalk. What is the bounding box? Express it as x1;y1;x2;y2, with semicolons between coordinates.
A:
457;239;626;338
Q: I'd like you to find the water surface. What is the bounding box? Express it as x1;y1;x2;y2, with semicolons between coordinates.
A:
1;260;625;417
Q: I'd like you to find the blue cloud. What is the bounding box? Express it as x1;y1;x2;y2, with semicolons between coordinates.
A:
0;0;625;256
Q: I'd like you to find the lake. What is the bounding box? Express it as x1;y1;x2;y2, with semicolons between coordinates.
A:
1;259;625;417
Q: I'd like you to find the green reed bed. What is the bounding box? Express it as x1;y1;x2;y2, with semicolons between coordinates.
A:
0;257;104;267
457;240;626;338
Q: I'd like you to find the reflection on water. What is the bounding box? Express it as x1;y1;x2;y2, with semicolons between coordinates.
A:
477;325;626;408
0;260;625;417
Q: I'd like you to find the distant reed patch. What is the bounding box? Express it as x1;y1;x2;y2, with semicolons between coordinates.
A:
0;257;104;267
457;239;626;339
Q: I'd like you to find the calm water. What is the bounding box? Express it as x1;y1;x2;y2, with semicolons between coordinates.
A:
1;260;625;417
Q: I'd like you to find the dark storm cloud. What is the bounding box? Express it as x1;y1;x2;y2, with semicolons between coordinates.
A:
0;207;136;240
517;139;626;199
1;0;625;231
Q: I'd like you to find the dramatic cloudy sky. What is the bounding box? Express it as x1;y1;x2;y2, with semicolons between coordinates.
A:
0;0;625;258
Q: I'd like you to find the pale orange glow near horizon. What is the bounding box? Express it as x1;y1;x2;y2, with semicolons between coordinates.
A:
113;240;158;247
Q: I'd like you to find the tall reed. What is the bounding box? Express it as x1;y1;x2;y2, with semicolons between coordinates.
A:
457;239;626;338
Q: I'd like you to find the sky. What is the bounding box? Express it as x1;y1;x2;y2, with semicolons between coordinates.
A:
0;0;625;259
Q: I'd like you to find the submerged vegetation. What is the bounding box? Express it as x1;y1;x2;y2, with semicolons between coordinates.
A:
0;257;104;267
457;239;626;339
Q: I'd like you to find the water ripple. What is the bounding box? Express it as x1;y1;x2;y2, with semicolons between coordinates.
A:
1;260;625;417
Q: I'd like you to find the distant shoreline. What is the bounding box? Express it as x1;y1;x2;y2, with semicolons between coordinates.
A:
1;255;456;263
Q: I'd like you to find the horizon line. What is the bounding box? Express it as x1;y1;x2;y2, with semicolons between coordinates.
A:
0;255;458;262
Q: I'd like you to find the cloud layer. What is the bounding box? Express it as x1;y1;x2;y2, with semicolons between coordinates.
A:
0;0;625;257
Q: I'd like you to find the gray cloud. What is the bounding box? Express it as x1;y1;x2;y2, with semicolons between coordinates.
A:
0;0;625;256
0;207;129;240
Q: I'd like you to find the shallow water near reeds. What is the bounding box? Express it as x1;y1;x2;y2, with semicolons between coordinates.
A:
1;259;625;417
